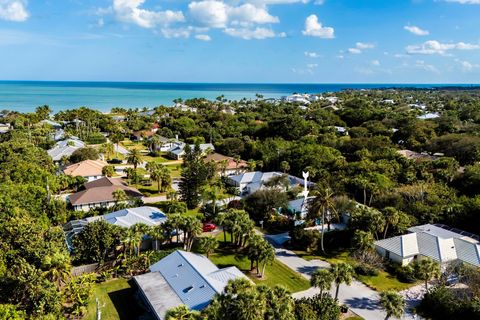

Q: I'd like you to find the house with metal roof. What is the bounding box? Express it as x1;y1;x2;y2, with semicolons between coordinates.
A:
227;171;315;197
375;224;480;267
48;137;86;162
166;142;215;160
63;206;167;249
134;250;249;320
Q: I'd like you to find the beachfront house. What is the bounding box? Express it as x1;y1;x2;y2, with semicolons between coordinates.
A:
67;177;142;211
134;250;248;320
63;159;107;182
375;224;480;267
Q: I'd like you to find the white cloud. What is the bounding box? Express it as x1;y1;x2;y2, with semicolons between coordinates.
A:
313;0;325;4
224;27;276;40
195;34;211;41
446;0;480;3
113;0;184;28
348;42;375;54
406;40;480;55
415;60;439;73
161;27;191;38
307;63;318;68
371;60;380;66
0;0;29;22
304;51;321;58
188;1;278;29
455;59;480;71
302;14;334;38
404;25;429;36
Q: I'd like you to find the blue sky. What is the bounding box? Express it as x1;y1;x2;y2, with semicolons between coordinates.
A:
0;0;479;83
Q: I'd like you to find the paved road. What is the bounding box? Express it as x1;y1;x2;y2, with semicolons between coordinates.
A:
265;234;420;320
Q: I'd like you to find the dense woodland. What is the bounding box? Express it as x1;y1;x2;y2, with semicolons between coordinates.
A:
1;89;480;318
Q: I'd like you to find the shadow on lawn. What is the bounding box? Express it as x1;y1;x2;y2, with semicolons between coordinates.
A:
108;279;153;320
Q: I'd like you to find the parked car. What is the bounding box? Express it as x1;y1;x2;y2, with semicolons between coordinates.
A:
108;158;123;164
202;223;216;232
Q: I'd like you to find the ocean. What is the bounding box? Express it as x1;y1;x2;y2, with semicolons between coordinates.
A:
0;81;477;112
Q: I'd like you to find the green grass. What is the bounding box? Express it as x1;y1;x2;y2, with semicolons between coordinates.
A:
209;241;310;293
85;278;152;320
344;316;364;320
294;250;418;292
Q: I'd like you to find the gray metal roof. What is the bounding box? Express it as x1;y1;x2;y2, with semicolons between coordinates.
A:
375;224;480;267
47;138;85;161
86;206;167;228
145;250;248;314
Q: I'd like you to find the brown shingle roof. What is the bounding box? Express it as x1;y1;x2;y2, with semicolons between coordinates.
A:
63;160;106;177
204;153;247;171
84;177;125;189
69;185;142;206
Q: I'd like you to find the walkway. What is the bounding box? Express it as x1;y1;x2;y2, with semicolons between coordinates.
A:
265;234;421;320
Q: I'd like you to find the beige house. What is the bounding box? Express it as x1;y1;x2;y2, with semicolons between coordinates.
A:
63;159;107;182
375;224;480;267
68;177;142;211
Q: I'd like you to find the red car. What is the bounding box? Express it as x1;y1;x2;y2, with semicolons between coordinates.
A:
203;223;216;232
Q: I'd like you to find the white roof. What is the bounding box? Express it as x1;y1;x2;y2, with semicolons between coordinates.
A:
47;138;85;161
86;206;167;228
375;224;480;267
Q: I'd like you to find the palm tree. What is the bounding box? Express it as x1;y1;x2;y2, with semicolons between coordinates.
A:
102;165;115;177
146;162;171;193
148;135;161;153
127;149;143;170
247;159;257;171
102;142;115;160
380;290;405;320
180;216;202;251
352;230;375;252
42;252;71;289
331;263;354;300
110;133;123;158
308;186;338;254
149;225;165;251
383;207;401;239
280;160;290;173
112;189;128;203
199;236;218;258
130;223;149;256
202;184;225;216
415;258;441;290
165;305;199;320
310;268;334;297
259;242;275;277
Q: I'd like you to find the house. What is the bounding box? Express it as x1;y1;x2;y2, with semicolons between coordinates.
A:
40;119;62;129
286;196;315;219
155;136;178;152
417;112;440;120
67;177;143;211
63;206;167;248
173;103;197;113
48;137;86;162
131;124;160;141
283;94;311;105
375;224;480;267
227;171;314;197
0;123;11;134
134;250;249;320
63;159;107;182
167;142;215;160
397;150;438;161
203;152;247;176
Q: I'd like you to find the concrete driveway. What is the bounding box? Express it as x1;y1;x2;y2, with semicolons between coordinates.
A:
265;234;421;320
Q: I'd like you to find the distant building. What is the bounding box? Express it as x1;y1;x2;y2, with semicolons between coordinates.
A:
67;177;143;211
0;123;11;134
283;94;311;105
48;137;85;162
417;112;440;120
204;152;247;176
397;150;438;161
227;171;314;197
63;159;107;182
134;250;249;320
375;224;480;267
167;142;214;160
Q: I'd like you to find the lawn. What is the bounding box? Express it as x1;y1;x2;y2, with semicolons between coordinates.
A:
209;242;310;293
84;278;152;320
294;250;417;292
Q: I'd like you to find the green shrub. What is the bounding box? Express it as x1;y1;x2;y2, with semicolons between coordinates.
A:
355;263;379;276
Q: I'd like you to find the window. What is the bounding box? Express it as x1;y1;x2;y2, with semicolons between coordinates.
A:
385;251;390;259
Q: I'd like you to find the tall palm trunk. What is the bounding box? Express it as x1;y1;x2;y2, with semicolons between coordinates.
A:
320;207;326;253
335;283;340;300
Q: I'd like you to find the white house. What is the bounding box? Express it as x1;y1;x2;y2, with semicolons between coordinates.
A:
167;142;214;160
375;224;480;267
227;171;314;197
48;137;85;162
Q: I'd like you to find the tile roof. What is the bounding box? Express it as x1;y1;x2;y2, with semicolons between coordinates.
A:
203;153;247;170
63;159;107;177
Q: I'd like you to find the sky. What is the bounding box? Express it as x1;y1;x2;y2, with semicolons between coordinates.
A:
0;0;479;83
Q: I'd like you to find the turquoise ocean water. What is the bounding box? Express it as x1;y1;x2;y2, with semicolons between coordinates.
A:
0;81;477;112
